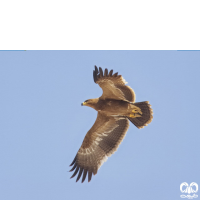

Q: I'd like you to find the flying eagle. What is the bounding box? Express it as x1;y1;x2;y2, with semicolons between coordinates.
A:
69;66;153;183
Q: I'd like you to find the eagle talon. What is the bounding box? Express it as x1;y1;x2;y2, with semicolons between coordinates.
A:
132;108;142;115
129;113;142;118
129;114;136;118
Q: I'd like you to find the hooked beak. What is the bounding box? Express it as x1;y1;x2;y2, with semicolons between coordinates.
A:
81;102;87;106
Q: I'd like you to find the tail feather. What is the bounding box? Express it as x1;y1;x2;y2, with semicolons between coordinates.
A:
128;101;153;129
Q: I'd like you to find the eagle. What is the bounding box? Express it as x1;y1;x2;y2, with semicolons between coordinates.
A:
69;66;153;183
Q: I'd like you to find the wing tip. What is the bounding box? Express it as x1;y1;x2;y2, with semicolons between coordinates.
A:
93;65;99;83
70;156;94;183
69;155;77;166
93;66;121;83
88;171;92;182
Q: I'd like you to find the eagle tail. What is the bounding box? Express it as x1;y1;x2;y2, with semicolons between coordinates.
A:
128;101;153;129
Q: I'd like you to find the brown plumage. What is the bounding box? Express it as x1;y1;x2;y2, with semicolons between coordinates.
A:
70;66;153;183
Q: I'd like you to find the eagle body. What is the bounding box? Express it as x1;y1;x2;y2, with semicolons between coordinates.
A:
70;66;153;183
88;99;131;116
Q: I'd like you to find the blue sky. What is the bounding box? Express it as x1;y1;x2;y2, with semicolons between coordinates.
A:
0;51;200;200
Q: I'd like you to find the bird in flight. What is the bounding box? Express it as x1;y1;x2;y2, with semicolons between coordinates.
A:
69;66;153;183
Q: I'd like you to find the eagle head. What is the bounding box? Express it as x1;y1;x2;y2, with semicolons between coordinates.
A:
81;98;99;108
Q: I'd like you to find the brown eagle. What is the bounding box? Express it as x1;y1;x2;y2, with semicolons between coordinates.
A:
69;66;153;183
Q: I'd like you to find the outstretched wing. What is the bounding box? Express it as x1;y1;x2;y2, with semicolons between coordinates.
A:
69;112;129;183
93;66;135;102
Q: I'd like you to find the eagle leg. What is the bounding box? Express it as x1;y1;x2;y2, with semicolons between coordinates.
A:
128;106;142;118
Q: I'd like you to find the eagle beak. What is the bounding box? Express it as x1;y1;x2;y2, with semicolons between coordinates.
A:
81;102;86;106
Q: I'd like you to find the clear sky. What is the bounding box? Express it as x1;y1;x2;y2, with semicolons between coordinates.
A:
0;51;200;200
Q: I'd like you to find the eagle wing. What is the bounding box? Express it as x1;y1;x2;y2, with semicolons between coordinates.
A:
93;66;135;102
69;112;129;183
